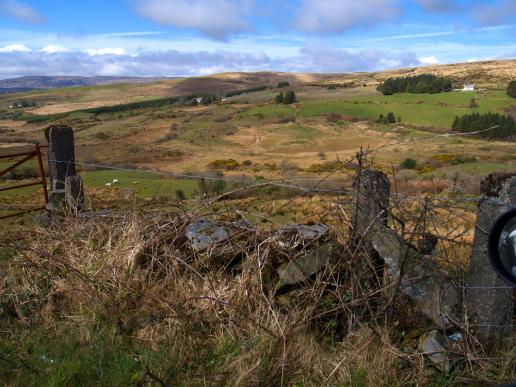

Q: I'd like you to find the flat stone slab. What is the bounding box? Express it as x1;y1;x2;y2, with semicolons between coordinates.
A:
276;241;333;287
186;218;230;252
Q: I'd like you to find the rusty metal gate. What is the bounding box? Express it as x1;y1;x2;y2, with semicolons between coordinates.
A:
0;144;48;220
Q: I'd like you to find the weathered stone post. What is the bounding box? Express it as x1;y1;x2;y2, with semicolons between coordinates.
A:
351;169;391;275
45;125;82;212
467;173;516;349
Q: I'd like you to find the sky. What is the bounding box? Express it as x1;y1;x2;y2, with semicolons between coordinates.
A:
0;0;514;79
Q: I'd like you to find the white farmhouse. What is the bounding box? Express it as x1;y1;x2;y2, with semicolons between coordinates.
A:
462;84;475;92
195;97;203;104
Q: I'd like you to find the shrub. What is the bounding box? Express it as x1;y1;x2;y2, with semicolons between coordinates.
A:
277;81;290;88
175;188;186;200
386;112;396;124
208;159;240;170
377;112;396;124
507;80;516;98
400;158;417;169
283;91;296;104
469;98;479;108
275;93;284;104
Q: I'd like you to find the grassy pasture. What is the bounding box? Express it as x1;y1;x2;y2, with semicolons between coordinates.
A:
299;90;514;128
82;169;198;199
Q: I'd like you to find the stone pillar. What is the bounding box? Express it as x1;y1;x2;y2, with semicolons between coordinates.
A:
351;169;391;275
467;173;516;349
45;125;77;212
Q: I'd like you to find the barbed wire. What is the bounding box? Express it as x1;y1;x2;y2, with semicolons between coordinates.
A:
50;159;351;195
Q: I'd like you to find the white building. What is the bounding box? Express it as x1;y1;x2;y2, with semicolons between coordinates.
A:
462;84;475;92
195;97;203;103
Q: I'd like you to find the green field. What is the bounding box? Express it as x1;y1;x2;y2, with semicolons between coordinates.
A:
299;91;514;128
82;169;198;199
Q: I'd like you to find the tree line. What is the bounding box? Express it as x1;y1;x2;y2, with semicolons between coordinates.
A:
378;74;453;95
452;112;516;139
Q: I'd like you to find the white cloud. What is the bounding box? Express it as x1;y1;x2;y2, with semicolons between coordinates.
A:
40;45;67;54
0;43;31;52
135;0;253;40
0;45;424;79
294;0;401;34
419;56;439;64
0;0;44;23
85;48;127;56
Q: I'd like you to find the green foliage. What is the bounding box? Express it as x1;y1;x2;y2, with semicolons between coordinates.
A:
277;81;290;88
452;112;516;139
378;74;452;95
223;85;268;98
274;89;297;104
400;158;417;169
175;188;186;200
469;98;479;108
507;80;516;98
196;177;226;197
376;112;396;124
283;90;296;104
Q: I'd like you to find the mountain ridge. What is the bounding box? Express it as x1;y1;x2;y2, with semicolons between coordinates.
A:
0;75;174;93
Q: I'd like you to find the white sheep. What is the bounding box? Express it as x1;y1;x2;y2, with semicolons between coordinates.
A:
112;179;119;184
105;182;112;187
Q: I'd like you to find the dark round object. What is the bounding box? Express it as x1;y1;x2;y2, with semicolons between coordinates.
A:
488;208;516;288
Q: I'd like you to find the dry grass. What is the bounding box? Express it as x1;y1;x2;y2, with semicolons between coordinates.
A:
1;194;515;385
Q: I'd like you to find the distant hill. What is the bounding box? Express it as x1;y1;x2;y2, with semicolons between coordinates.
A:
319;59;516;89
0;75;173;93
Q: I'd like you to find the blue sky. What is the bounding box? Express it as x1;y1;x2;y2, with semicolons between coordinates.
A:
0;0;514;78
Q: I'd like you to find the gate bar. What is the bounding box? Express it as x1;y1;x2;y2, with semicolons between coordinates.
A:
0;151;37;177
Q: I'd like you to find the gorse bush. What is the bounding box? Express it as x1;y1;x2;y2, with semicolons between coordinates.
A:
378;74;452;95
208;158;240;170
452;112;516;139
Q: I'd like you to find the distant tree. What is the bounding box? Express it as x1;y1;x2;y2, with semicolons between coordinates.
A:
507;80;516;98
275;93;284;104
377;114;384;123
386;112;396;123
452;112;516;139
277;81;290;88
400;158;417;169
377;74;452;95
283;90;296;104
469;98;479;108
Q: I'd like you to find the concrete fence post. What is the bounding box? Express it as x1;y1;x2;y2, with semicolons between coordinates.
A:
45;125;82;213
351;169;391;275
467;173;516;349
